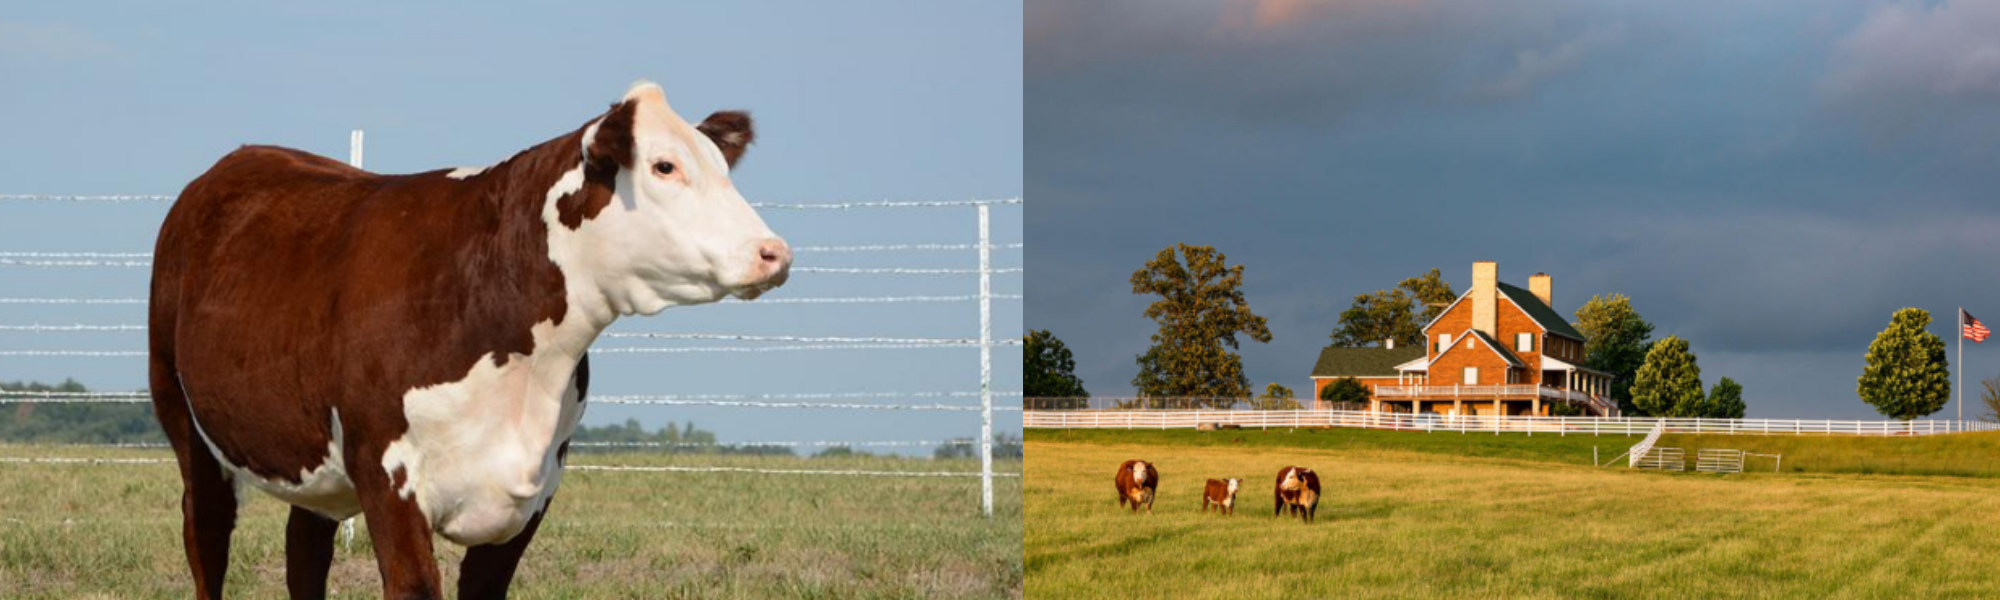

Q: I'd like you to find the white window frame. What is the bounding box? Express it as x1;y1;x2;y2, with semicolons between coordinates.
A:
1517;333;1533;353
1463;367;1479;385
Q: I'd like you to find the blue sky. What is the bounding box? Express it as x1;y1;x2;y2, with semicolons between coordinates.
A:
0;2;1022;454
1028;0;2000;420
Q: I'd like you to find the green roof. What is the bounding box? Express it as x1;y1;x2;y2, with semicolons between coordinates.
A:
1497;282;1586;341
1311;345;1427;378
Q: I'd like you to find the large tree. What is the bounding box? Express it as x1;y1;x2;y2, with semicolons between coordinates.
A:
1632;336;1706;417
1857;308;1951;420
1025;329;1089;405
1129;244;1272;402
1706;377;1746;419
1329;268;1457;348
1253;383;1302;410
1572;294;1656;416
1318;377;1372;408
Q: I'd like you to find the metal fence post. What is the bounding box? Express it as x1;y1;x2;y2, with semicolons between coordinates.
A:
342;128;364;550
977;204;993;518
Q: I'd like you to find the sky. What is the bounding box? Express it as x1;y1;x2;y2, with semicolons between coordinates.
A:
1027;0;2000;420
0;1;1023;454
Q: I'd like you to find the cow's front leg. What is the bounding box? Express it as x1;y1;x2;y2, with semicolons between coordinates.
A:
285;506;340;600
351;444;443;600
457;498;552;600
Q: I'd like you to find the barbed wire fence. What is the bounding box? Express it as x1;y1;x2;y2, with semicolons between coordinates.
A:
0;130;1023;518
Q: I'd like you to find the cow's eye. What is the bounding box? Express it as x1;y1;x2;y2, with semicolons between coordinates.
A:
653;161;676;176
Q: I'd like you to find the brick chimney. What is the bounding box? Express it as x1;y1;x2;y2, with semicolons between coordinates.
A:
1472;261;1497;338
1529;272;1552;309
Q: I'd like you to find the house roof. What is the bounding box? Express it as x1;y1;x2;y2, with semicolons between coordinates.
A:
1310;345;1427;378
1441;329;1526;368
1496;282;1587;341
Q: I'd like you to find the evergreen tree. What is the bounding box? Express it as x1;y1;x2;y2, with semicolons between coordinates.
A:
1706;377;1746;419
1857;308;1951;420
1025;329;1089;405
1632;336;1705;417
1573;294;1656;416
1128;244;1271;404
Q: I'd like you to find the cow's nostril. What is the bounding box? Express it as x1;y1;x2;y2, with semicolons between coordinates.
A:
756;240;791;266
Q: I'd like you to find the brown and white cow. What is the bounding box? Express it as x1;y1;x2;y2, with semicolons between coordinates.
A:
148;81;789;600
1201;478;1241;515
1114;459;1158;513
1273;466;1321;523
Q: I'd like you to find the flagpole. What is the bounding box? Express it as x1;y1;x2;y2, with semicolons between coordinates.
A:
1958;307;1963;428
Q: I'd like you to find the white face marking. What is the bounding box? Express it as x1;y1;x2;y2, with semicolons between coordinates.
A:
446;165;489;180
1132;463;1147;485
1227;478;1239;496
564;81;787;313
1281;469;1301;492
379;311;593;547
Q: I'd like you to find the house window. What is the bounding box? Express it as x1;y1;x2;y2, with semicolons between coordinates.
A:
1465;337;1475;350
1464;367;1480;385
1517;333;1533;353
1437;333;1451;353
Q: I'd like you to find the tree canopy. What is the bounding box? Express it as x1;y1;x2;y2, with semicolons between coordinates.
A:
1318;377;1372;407
1705;377;1746;419
1025;329;1089;400
1329;268;1457;348
1573;294;1656;416
1129;244;1272;402
1857;308;1950;420
1252;383;1302;410
1631;336;1706;417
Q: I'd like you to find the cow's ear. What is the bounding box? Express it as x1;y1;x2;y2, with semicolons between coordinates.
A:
583;100;639;175
696;111;753;169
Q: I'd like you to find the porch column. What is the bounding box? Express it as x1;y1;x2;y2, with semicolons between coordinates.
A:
1371;398;1380;413
1454;399;1463;417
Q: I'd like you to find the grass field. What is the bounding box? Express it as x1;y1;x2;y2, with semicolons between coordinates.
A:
0;445;1021;600
1026;428;2000;599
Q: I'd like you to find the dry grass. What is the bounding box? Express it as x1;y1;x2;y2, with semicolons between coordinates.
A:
1026;430;2000;599
0;445;1021;599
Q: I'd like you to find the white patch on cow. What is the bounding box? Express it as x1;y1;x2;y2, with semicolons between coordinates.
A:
379;315;591;547
446;165;489;180
1132;462;1147;485
1281;468;1301;492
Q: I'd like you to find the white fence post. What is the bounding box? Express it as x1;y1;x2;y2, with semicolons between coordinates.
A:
977;204;993;518
341;128;365;550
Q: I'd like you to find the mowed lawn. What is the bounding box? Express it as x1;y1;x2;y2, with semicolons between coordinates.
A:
1027;428;2000;600
0;446;1021;600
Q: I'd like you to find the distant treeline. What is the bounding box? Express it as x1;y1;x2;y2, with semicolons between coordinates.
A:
1;380;1024;459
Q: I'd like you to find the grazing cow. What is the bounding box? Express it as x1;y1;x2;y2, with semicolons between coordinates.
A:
1201;478;1241;515
148;81;790;600
1114;460;1158;513
1273;466;1322;523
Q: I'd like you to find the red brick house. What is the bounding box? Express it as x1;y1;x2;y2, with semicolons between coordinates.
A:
1310;262;1617;416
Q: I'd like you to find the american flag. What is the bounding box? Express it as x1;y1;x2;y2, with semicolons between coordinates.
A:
1966;309;1991;343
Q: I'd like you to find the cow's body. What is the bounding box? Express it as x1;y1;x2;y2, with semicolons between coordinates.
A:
1113;459;1157;513
150;82;788;600
1201;478;1240;515
1273;466;1321;523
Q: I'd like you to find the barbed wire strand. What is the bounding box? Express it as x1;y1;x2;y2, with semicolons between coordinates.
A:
0;194;1022;209
0;295;1021;306
0;457;1021;478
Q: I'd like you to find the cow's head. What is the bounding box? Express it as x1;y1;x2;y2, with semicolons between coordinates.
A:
1132;462;1148;485
561;81;790;315
1225;478;1240;497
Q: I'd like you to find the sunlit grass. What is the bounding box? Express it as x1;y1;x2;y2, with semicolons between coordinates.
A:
1026;429;2000;599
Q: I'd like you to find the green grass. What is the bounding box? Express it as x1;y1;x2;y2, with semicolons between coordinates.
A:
1027;428;2000;599
0;445;1021;599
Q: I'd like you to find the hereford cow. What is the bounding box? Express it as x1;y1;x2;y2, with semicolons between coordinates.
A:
148;81;789;600
1114;460;1158;513
1273;466;1321;523
1201;478;1241;515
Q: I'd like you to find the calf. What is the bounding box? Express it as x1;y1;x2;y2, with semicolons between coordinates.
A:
1273;466;1321;523
1201;478;1241;515
1114;460;1158;513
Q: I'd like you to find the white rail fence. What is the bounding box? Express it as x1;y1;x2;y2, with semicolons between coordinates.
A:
1022;408;1999;437
0;131;1023;517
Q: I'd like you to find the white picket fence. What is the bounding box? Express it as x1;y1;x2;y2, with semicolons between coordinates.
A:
1022;409;1999;437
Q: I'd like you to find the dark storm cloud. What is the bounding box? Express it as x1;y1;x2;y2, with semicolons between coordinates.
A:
1029;0;2000;418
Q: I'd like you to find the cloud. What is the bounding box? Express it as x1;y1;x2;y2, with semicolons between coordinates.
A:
1821;0;2000;136
1481;22;1624;99
0;22;116;62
